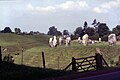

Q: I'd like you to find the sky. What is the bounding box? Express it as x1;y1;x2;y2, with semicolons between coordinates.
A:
0;0;120;33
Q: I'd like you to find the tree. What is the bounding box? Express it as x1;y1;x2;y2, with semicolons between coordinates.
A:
112;25;120;36
85;27;95;36
92;19;97;26
63;30;69;35
92;19;100;33
1;27;12;33
47;26;62;36
74;27;83;37
14;28;21;34
56;31;62;36
47;26;57;35
29;31;34;35
98;23;110;37
83;21;88;29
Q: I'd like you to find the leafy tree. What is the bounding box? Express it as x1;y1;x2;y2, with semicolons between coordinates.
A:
63;30;69;35
92;19;100;33
98;23;110;37
85;27;95;36
74;27;83;37
83;21;88;29
14;28;21;34
29;31;34;35
70;34;74;40
56;31;62;36
112;25;120;36
92;19;97;26
1;27;12;33
47;26;62;36
47;26;57;35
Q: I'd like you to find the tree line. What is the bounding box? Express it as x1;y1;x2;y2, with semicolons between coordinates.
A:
47;19;120;41
0;27;44;35
0;19;120;41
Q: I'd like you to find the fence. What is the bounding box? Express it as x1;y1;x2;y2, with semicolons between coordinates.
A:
0;46;2;61
0;45;109;71
64;53;109;72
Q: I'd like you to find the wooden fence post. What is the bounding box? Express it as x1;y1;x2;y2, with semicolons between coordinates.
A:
119;56;120;62
0;46;2;61
95;53;103;70
58;56;59;69
21;47;24;65
72;57;77;72
42;51;46;68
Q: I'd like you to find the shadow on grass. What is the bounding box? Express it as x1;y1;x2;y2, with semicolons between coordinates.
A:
0;61;72;80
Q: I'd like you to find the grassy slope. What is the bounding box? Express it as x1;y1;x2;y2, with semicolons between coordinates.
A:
0;33;49;46
0;34;71;80
22;43;120;69
0;33;49;54
1;33;120;70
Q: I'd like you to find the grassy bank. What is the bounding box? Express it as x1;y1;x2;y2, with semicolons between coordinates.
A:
14;42;120;69
1;33;120;70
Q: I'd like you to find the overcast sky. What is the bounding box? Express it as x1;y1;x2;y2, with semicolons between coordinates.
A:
0;0;120;33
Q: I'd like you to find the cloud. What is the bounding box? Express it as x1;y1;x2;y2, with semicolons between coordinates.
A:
58;1;88;10
27;0;89;14
93;0;120;13
27;3;56;13
93;7;108;13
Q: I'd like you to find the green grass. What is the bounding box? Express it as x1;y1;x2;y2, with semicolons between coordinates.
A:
1;33;120;79
0;33;50;54
1;33;120;70
13;42;120;70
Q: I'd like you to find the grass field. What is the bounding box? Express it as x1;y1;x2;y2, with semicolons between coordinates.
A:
1;33;120;70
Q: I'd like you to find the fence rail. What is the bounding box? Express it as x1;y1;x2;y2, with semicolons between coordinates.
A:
64;53;109;72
